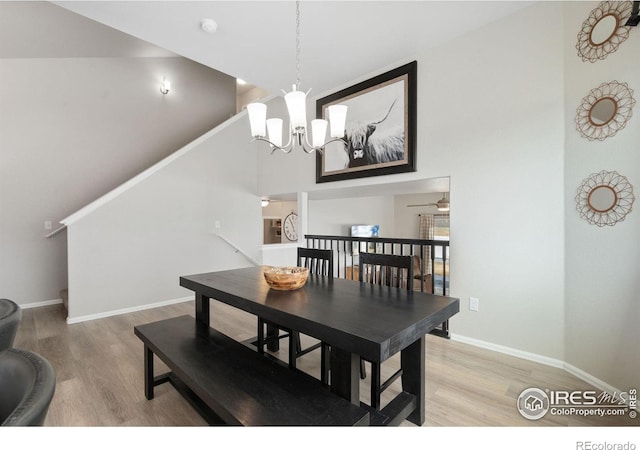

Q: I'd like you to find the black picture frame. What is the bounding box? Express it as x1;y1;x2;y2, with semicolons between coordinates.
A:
316;61;417;184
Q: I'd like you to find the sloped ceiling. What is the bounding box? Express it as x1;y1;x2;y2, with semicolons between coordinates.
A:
52;1;535;96
0;1;175;58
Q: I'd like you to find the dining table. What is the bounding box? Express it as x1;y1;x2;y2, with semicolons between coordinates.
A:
180;265;459;426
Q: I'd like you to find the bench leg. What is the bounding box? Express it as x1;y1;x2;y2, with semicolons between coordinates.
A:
144;345;154;400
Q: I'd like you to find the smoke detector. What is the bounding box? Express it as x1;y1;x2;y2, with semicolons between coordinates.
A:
200;18;218;33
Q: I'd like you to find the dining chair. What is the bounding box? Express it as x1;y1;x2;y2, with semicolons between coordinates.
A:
295;248;333;381
257;248;334;382
358;252;414;410
297;247;333;277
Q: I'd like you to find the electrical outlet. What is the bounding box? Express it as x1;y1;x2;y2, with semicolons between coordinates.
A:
469;297;479;312
214;220;221;229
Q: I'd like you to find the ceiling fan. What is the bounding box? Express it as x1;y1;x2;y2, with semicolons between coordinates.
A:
407;193;450;211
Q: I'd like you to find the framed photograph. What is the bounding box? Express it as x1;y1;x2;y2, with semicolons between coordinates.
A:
316;61;417;183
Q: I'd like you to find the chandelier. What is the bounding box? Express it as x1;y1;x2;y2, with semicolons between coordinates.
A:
247;1;348;154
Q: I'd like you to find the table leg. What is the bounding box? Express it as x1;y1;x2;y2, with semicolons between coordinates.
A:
320;343;330;385
329;347;360;405
195;293;210;327
144;345;154;400
266;322;280;352
401;336;425;425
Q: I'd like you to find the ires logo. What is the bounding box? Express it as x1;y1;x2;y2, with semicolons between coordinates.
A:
518;387;637;420
548;390;599;406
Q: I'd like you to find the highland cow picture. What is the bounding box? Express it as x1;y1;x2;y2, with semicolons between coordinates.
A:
316;61;417;183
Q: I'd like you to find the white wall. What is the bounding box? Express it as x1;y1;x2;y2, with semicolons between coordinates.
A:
0;56;236;306
258;3;567;362
308;196;395;237
426;3;566;360
563;2;640;390
65;115;261;321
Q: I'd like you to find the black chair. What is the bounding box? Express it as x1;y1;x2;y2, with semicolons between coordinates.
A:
0;349;56;426
257;248;333;382
297;247;333;277
359;252;414;410
0;299;21;353
294;248;333;382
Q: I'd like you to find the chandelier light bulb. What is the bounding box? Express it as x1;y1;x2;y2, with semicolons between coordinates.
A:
311;120;328;148
247;103;267;138
328;105;347;138
266;118;284;148
284;90;307;131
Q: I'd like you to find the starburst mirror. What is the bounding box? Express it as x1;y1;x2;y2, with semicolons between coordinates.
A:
575;81;635;141
576;1;633;62
576;170;635;226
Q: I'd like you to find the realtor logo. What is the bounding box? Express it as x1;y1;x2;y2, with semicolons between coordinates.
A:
517;388;550;420
526;395;544;411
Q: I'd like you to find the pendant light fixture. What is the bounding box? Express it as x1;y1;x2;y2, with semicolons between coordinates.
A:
247;1;348;154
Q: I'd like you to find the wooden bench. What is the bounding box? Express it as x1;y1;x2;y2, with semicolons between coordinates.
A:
134;315;370;426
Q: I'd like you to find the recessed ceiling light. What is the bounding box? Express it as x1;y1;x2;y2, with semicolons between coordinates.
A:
237;79;247;86
200;18;218;33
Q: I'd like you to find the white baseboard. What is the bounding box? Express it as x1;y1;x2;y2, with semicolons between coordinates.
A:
562;362;621;395
450;333;621;394
20;298;63;309
65;296;194;324
451;333;565;368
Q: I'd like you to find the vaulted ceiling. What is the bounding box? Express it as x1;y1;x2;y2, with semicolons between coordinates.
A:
49;1;535;96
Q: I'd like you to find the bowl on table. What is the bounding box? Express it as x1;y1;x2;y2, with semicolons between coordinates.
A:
263;266;309;290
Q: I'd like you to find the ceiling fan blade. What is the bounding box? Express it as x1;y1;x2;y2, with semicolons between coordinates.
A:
407;203;437;207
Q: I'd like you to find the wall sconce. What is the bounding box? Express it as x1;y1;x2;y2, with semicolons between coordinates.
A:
160;78;171;95
261;199;270;208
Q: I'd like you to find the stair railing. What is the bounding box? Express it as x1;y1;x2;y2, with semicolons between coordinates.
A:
216;234;260;266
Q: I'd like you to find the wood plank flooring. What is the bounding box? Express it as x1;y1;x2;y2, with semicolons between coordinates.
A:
11;301;637;428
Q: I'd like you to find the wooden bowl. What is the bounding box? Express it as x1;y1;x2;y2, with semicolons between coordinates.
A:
263;266;308;291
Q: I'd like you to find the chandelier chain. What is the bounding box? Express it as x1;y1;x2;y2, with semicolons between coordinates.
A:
246;0;348;154
295;0;301;89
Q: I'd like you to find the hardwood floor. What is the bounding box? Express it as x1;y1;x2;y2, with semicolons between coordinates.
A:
12;301;637;428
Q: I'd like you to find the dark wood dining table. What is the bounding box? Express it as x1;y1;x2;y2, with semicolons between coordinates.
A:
180;266;459;426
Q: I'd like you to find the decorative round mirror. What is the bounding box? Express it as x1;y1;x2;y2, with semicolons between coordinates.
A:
590;13;618;45
575;81;635;141
588;185;617;212
589;97;617;125
576;1;632;63
576;170;635;227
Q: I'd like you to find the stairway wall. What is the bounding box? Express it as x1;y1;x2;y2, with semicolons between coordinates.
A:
0;56;236;306
65;113;261;321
